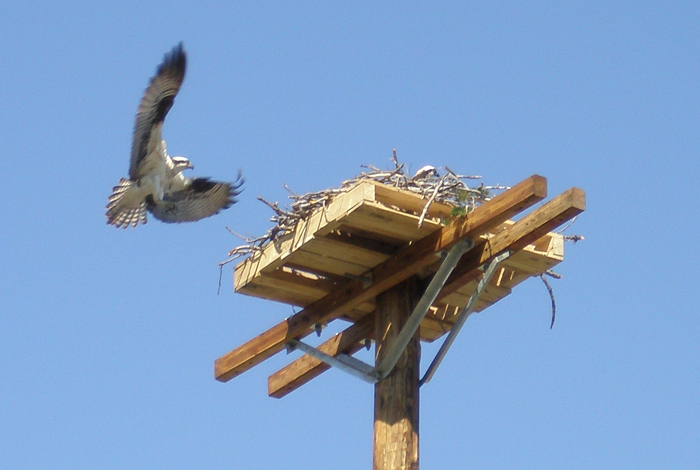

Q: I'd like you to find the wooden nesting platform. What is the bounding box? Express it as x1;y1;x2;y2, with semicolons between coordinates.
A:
216;174;585;397
234;179;564;341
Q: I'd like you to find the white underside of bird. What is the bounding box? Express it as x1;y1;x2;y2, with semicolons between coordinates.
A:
107;138;189;227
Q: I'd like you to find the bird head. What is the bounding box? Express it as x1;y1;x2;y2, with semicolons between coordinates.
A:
413;165;438;181
171;156;194;173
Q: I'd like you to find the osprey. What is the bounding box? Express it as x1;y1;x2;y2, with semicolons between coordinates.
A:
106;43;243;228
412;165;438;181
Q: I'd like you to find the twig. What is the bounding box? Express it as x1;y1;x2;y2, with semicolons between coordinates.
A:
445;165;482;180
391;148;399;168
361;164;383;173
283;184;299;197
544;270;562;279
539;274;557;329
557;215;578;233
218;265;224;295
226;226;260;244
417;175;446;228
257;196;298;219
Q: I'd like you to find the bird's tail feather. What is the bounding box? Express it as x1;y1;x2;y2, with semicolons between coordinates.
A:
106;179;148;228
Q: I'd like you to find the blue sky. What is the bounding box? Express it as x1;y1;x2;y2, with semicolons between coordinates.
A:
1;2;698;468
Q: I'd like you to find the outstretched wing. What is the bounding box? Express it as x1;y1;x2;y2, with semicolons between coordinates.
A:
130;43;186;179
147;175;244;223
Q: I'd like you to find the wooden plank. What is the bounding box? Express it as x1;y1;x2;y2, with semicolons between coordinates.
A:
439;279;512;308
501;250;560;274
232;282;314;307
340;202;441;241
284;263;350;284
322;229;400;255
243;269;336;306
268;313;376;398
234;182;376;289
262;187;584;395
300;236;391;268
264;267;338;291
370;180;454;219
281;248;370;277
214;175;548;382
494;266;531;290
331;224;411;247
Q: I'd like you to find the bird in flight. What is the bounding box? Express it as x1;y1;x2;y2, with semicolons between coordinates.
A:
106;42;243;228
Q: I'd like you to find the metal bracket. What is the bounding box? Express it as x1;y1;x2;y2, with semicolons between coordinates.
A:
285;238;475;384
419;250;511;386
287;339;379;383
373;238;474;381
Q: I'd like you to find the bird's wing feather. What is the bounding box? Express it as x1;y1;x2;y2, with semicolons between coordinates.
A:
147;175;243;223
106;178;149;228
130;43;186;179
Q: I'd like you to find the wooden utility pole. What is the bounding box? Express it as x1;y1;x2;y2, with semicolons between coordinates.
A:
373;277;422;470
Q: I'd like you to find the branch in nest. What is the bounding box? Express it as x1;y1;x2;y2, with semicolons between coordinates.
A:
483;184;510;191
361;164;383;173
223;245;261;261
257;196;298;220
226;226;267;246
445;165;482;180
218;245;265;294
417;174;447;228
283;184;299;197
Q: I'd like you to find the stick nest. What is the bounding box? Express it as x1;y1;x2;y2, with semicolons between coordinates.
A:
223;150;508;265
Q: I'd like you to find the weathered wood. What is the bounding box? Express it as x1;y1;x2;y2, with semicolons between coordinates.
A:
214;175;547;382
262;186;585;395
373;278;421;470
268;313;376;398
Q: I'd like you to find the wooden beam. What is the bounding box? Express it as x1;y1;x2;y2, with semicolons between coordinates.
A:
214;175;547;382
263;186;586;396
268;312;376;398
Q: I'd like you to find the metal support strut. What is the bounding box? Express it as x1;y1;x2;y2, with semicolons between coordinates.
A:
419;250;511;386
285;238;475;384
286;338;378;383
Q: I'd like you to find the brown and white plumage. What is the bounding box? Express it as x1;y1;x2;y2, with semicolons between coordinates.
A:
106;42;242;228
